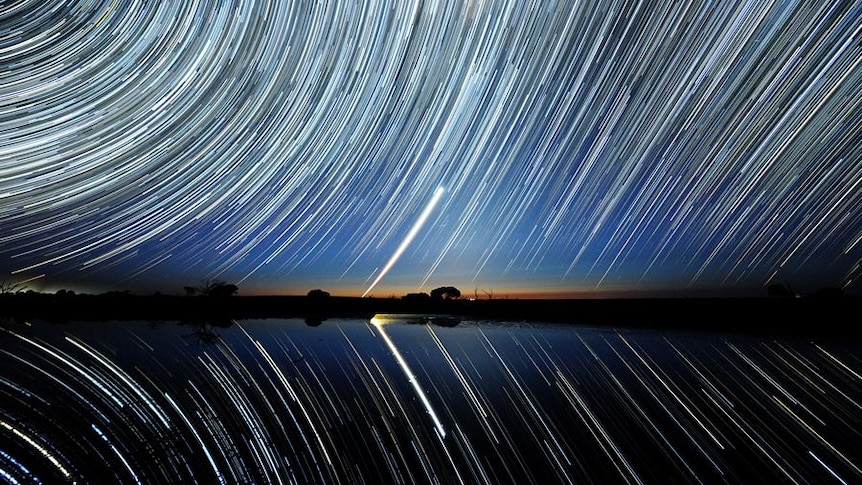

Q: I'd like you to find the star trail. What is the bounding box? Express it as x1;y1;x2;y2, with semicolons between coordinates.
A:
1;318;860;483
0;1;860;296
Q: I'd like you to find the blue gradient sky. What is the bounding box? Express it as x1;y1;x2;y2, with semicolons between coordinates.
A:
1;2;860;298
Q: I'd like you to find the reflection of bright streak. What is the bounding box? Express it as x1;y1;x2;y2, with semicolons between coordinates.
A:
362;187;445;298
370;317;446;439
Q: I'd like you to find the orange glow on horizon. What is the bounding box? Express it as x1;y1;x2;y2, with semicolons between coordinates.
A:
234;284;689;300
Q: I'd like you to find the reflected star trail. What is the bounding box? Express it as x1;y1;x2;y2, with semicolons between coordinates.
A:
1;318;860;483
0;1;860;296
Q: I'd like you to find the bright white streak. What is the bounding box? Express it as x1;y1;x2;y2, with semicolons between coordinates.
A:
370;317;447;438
362;186;445;297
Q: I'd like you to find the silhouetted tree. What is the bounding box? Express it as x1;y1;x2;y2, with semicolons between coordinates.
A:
305;317;325;327
208;284;238;297
0;279;26;295
183;286;198;296
198;279;238;297
430;316;461;327
307;289;330;298
430;286;461;300
189;322;220;344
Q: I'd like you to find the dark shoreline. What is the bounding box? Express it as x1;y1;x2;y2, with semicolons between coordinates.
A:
1;293;857;338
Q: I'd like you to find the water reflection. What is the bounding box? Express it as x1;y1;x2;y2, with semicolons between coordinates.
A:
0;317;859;483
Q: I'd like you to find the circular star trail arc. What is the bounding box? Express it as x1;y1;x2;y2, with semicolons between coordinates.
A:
0;1;860;295
2;319;861;483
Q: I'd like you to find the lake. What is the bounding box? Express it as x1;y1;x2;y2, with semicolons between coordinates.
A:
1;316;859;483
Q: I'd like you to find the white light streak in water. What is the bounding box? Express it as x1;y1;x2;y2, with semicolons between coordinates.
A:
370;316;447;439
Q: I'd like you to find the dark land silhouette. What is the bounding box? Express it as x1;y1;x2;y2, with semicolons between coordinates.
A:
1;289;857;338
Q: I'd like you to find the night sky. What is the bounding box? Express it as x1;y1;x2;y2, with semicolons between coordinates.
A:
1;2;860;298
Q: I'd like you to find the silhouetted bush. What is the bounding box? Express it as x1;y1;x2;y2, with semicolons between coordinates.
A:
430;286;461;300
196;280;238;297
307;289;331;298
403;292;430;303
305;317;325;327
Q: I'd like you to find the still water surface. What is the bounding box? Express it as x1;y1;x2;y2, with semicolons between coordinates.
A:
1;316;860;483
